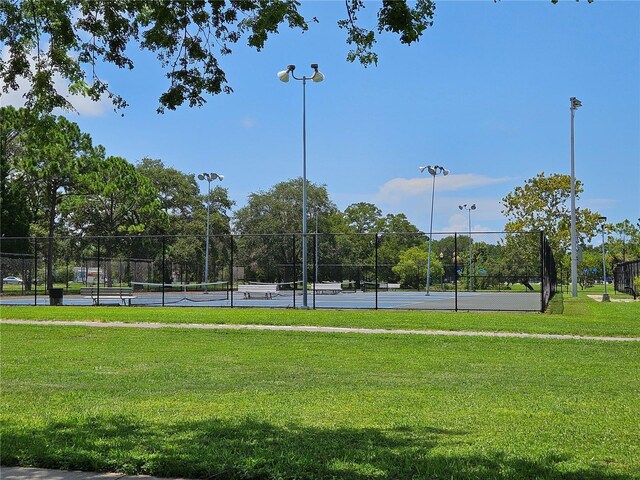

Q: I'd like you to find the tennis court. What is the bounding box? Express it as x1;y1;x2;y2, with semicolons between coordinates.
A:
0;287;542;311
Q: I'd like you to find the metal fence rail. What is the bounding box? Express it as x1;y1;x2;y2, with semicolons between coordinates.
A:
0;231;556;312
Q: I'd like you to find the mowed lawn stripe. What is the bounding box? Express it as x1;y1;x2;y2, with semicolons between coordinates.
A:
2;293;639;338
2;319;638;342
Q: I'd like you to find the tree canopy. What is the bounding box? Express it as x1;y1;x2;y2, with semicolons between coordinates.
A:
501;172;602;257
1;0;435;113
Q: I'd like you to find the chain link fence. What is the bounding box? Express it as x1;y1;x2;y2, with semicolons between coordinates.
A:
613;259;640;298
1;231;556;311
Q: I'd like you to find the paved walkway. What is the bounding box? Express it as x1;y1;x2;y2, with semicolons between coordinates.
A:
0;467;186;480
1;319;638;342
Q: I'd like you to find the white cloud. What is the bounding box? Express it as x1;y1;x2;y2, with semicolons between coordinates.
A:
242;117;256;128
374;174;512;205
1;45;109;116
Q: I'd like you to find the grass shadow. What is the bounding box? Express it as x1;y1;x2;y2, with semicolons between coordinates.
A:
546;291;564;314
0;414;633;479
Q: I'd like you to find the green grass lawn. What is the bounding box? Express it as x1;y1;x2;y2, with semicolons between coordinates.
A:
1;324;638;479
1;291;638;337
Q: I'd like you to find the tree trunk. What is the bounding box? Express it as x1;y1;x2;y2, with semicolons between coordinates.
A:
47;187;57;290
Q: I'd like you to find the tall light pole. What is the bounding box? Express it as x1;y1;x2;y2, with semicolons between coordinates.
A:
198;172;224;290
599;216;610;302
459;203;476;291
278;63;325;308
419;165;449;295
570;97;582;297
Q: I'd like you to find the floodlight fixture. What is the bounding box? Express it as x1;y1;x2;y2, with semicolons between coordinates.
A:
278;63;324;308
459;203;477;291
419;163;450;295
199;171;224;291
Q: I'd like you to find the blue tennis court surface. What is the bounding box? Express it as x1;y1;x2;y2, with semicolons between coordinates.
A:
0;290;542;311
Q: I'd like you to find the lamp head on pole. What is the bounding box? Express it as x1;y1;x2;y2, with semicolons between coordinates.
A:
459;205;465;210
570;97;582;110
470;204;476;210
277;65;295;83
419;165;449;177
198;172;224;182
311;64;325;82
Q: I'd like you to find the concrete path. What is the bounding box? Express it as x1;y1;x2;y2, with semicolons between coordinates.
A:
1;319;638;342
0;466;186;480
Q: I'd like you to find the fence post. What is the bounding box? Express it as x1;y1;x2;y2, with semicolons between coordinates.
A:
375;233;379;310
454;233;458;312
292;234;296;309
33;237;38;306
540;231;544;312
229;234;234;308
97;237;101;304
312;232;316;310
162;235;166;307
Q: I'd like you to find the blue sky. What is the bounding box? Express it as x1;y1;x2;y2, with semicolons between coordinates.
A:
4;1;639;235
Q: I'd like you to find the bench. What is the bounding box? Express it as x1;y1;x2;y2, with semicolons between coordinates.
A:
624;286;638;300
312;282;342;294
379;282;401;290
80;286;136;306
238;284;278;299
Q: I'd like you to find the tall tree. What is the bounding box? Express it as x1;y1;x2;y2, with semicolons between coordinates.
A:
343;202;382;233
501;172;601;257
1;1;435;113
609;219;640;263
137;157;211;234
0;106;32;241
18;113;95;288
233;178;338;282
62;156;165;236
501;172;601;289
377;212;425;268
60;155;166;285
136;157;234;281
0;106;32;291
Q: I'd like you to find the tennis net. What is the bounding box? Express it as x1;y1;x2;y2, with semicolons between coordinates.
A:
130;281;229;304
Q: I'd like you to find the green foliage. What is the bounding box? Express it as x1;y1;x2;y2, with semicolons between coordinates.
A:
608;219;640;262
392;245;443;289
377;214;425;269
233;178;338;282
502;172;601;259
60;155;165;237
0;1;435;113
577;248;602;289
0;106;32;243
16;112;96;287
